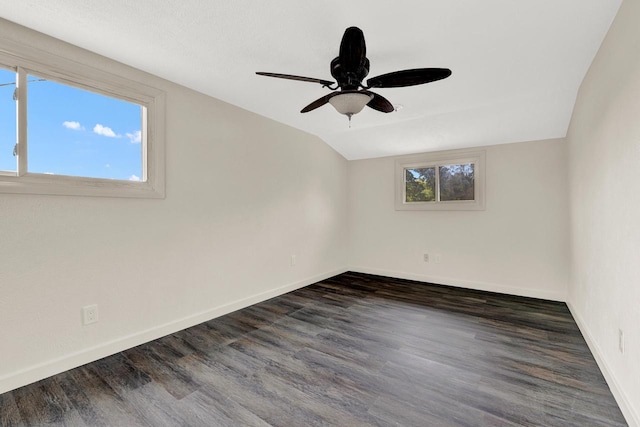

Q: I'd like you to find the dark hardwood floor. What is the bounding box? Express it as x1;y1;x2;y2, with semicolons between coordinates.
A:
0;272;627;426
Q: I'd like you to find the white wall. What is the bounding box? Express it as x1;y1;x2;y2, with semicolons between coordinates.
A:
0;20;348;394
566;0;640;424
348;139;570;301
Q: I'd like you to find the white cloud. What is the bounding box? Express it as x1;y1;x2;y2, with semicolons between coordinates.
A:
126;130;141;144
62;121;83;130
129;174;141;182
93;124;120;138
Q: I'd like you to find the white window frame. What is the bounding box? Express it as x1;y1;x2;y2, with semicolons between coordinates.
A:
0;41;165;198
395;148;485;211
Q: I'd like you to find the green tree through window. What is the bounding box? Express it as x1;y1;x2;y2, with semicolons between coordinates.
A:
439;164;474;201
404;163;475;203
405;167;436;202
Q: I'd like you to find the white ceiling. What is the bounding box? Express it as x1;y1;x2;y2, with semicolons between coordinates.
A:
0;0;621;160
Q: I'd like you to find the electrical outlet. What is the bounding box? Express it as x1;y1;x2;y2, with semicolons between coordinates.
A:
291;255;297;266
434;254;442;263
618;329;625;353
82;304;99;325
423;253;429;263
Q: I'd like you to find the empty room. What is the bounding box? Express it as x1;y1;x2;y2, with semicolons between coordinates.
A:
0;1;638;426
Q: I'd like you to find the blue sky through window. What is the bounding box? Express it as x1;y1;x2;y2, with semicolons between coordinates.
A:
1;69;142;181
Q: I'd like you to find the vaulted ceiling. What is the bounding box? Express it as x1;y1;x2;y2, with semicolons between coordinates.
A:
0;0;621;159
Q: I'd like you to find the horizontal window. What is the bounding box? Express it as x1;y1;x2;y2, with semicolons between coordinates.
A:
395;149;485;211
0;43;165;198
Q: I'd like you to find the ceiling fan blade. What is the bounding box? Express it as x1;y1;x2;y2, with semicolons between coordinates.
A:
300;92;337;113
256;72;335;87
363;91;395;113
339;27;367;73
367;68;452;89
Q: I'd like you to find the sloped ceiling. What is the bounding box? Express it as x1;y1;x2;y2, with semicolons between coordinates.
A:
0;0;622;159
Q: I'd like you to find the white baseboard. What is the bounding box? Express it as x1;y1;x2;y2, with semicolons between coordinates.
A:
567;302;639;427
349;266;567;302
0;267;348;395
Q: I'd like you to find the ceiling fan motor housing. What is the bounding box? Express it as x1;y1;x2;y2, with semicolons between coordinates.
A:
330;57;370;90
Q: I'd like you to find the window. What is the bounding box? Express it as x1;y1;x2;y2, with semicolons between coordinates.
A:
0;44;165;198
395;149;485;210
27;74;143;180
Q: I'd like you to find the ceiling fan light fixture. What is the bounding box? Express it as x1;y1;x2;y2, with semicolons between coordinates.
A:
328;92;373;116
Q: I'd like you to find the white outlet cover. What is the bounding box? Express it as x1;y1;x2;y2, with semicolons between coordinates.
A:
82;304;98;325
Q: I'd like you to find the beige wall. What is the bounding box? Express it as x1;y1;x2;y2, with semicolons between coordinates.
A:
347;139;570;301
566;0;640;424
0;20;349;393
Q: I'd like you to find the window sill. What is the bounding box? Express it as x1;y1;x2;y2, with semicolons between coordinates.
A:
0;173;164;198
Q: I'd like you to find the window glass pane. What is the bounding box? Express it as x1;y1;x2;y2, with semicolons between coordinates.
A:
405;167;436;202
0;67;16;173
439;163;474;201
27;74;143;181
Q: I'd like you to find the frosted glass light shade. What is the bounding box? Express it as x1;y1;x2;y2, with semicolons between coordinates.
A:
329;92;373;115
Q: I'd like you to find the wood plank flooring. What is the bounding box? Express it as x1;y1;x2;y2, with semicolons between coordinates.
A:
0;272;627;426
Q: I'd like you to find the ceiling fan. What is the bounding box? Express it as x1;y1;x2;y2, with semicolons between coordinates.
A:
256;26;452;124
